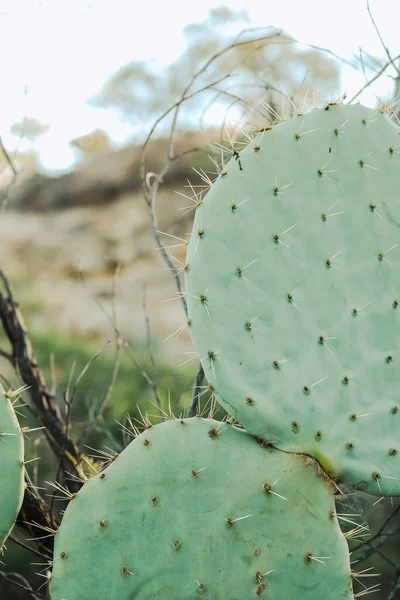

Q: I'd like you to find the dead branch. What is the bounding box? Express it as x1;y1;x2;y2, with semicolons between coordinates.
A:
0;571;48;600
367;0;400;76
348;53;400;103
0;269;81;476
77;336;122;445
16;474;55;556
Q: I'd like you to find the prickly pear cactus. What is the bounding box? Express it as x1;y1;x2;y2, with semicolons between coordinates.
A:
185;102;400;496
50;418;352;599
0;385;25;548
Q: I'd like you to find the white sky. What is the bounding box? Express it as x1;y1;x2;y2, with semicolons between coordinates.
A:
0;0;399;171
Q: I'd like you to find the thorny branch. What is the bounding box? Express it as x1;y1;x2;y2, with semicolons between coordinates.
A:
0;267;81;558
0;270;81;471
367;0;400;76
348;52;400;103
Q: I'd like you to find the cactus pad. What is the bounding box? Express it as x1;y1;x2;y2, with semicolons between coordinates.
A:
51;418;352;599
0;386;24;548
185;103;400;495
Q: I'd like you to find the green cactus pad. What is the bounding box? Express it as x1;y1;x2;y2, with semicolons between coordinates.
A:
51;418;352;599
0;387;24;548
185;102;400;496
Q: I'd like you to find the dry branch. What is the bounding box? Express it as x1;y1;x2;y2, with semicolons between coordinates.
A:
0;270;81;474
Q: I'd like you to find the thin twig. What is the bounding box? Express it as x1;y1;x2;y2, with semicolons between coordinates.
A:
77;336;122;445
123;340;164;418
142;286;163;418
367;0;400;75
8;534;52;562
17;473;56;556
69;340;111;407
0;571;49;600
353;504;400;555
49;387;74;518
348;53;400;103
352;525;400;563
76;265;126;443
0;347;14;364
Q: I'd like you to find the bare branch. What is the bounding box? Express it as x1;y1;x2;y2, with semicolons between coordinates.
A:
0;571;49;600
17;473;55;556
76;265;131;443
9;534;52;562
0;269;81;475
351;503;400;565
77;336;122;445
348;53;400;103
367;0;400;76
123;339;164;419
69;340;111;407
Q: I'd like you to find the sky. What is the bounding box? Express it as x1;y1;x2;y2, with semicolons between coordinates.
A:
0;0;399;172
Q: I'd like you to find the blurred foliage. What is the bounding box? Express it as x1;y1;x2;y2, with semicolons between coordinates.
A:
11;118;50;143
70;129;113;158
93;7;340;131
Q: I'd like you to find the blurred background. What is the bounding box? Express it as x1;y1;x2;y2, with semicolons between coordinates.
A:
0;0;400;597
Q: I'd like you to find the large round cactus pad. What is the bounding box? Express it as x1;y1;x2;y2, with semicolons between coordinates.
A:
0;391;24;547
51;418;352;599
185;103;400;495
